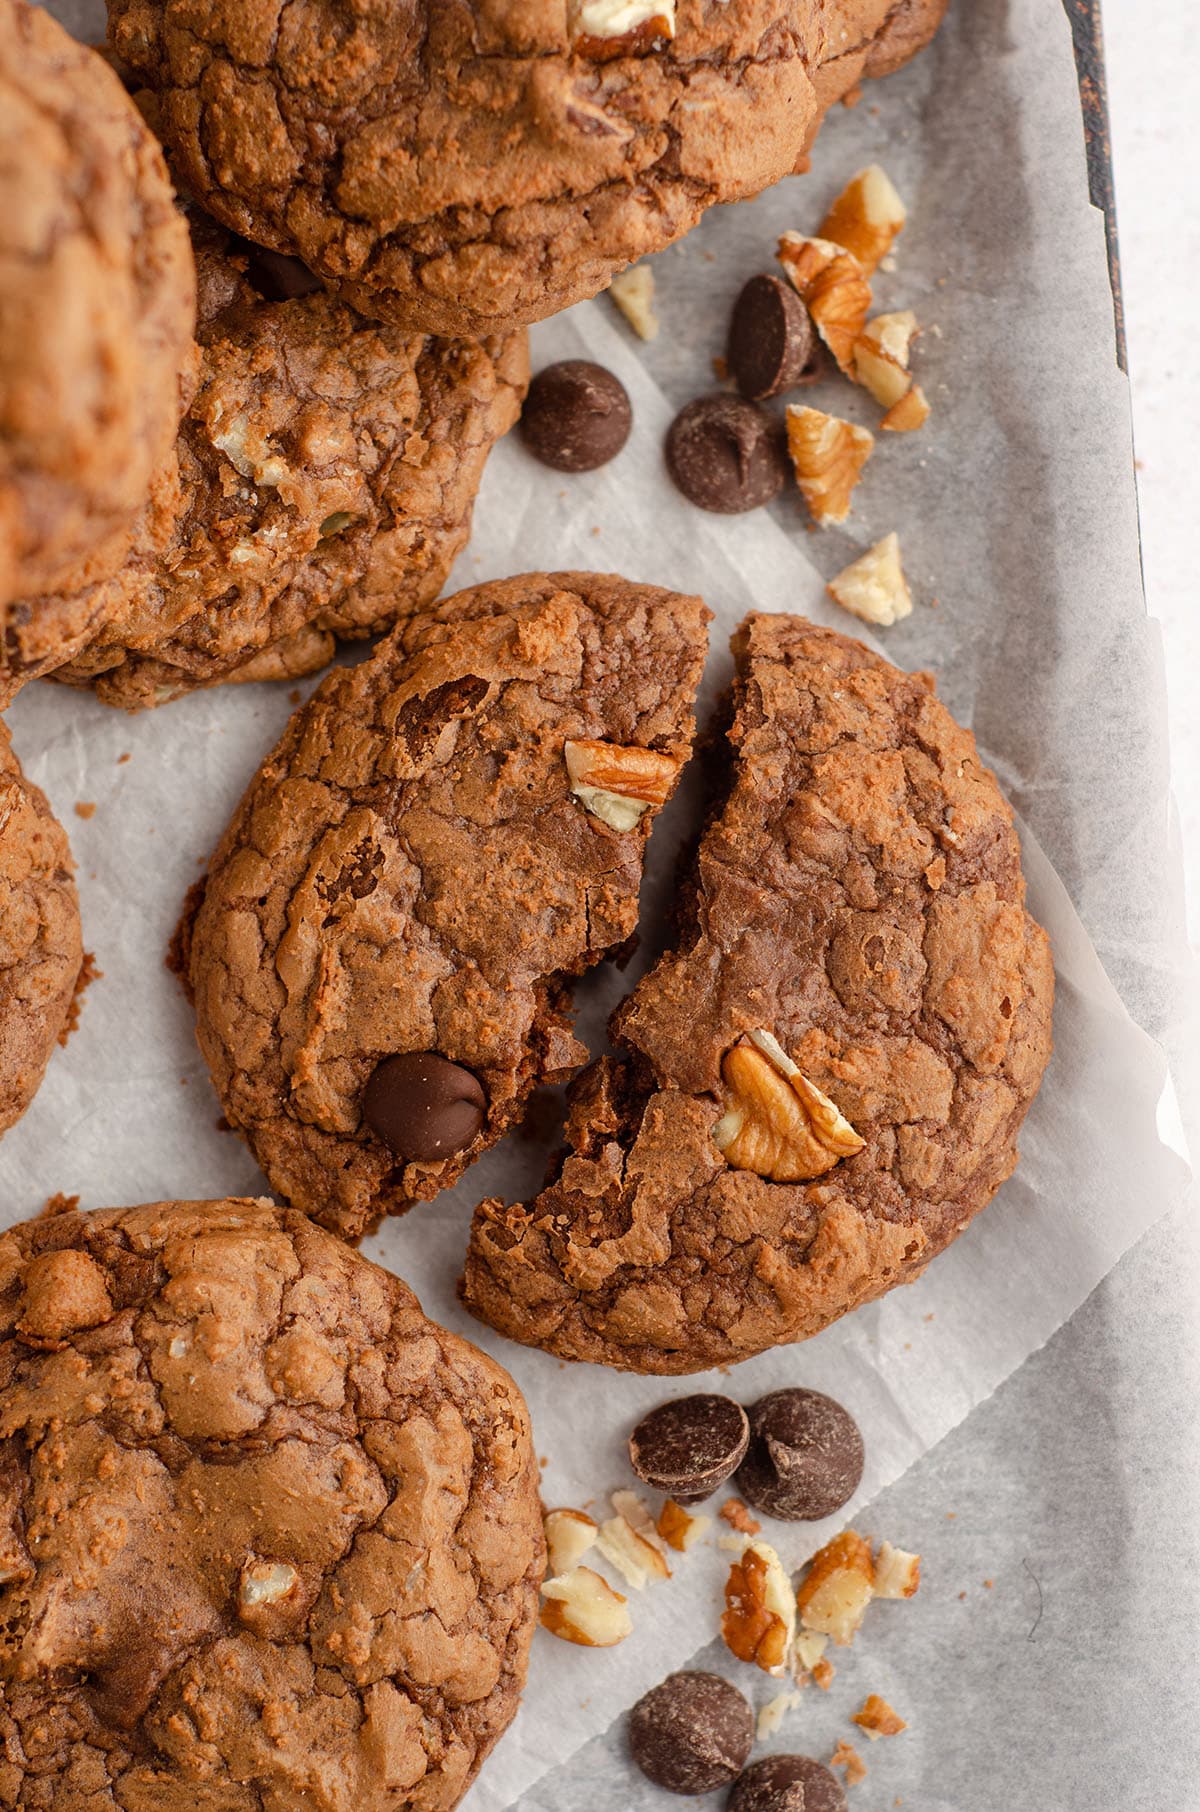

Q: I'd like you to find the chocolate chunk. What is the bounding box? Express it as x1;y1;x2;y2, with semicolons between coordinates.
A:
244;246;324;302
728;274;822;400
629;1671;753;1794
629;1394;750;1502
362;1053;487;1162
728;1755;848;1812
735;1388;864;1521
520;360;632;472
665;395;788;513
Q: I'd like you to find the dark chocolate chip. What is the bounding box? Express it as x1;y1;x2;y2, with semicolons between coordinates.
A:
362;1053;487;1163
629;1395;750;1502
629;1671;753;1795
728;1754;848;1812
244;246;324;302
735;1388;864;1522
520;360;632;472
665;395;788;513
728;274;822;400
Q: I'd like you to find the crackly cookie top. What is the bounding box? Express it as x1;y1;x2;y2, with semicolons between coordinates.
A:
181;573;709;1239
106;0;946;336
0;723;83;1135
0;2;194;662
462;616;1055;1373
47;210;528;710
0;1198;543;1811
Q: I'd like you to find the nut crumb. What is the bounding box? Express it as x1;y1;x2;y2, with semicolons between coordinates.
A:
812;1656;836;1691
830;1739;868;1786
657;1499;710;1552
852;1693;907;1740
720;1498;762;1536
609;264;659;340
872;1541;921;1600
757;1689;802;1740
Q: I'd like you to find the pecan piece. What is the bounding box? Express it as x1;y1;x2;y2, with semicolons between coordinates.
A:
564;738;681;831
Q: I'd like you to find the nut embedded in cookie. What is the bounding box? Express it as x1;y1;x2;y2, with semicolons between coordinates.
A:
180;572;708;1239
713;1031;865;1182
0;1198;544;1808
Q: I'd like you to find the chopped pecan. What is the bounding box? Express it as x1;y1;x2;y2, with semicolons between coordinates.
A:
796;1529;875;1647
721;1538;796;1675
540;1565;632;1645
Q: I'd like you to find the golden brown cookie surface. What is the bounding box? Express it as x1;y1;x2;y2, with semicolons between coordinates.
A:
178;573;709;1239
0;722;83;1135
105;0;947;336
48;211;528;709
0;3;194;684
0;1198;543;1810
462;617;1055;1373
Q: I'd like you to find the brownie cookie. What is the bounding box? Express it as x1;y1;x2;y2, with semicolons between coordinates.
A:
0;723;84;1135
0;2;194;684
178;573;709;1239
0;1197;542;1810
106;0;948;338
44;210;527;709
462;616;1054;1373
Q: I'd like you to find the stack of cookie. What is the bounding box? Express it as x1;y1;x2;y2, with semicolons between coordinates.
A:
0;5;1055;1810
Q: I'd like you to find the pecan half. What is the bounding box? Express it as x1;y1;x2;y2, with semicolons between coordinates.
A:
713;1029;865;1181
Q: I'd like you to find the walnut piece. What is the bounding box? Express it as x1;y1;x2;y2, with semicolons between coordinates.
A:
796;1530;875;1647
872;1540;922;1599
544;1507;599;1577
827;533;913;628
597;1501;671;1588
819;166;907;275
757;1690;802;1740
540;1565;632;1645
777;234;871;372
852;1693;908;1740
564;738;681;831
657;1498;711;1552
570;0;676;57
609;264;659;340
713;1029;865;1182
721;1538;797;1675
853;310;918;409
785;406;874;525
881;385;931;433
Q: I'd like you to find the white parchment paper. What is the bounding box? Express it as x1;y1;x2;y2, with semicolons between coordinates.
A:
19;2;1198;1808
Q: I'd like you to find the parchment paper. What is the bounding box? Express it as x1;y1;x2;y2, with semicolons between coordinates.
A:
18;2;1197;1808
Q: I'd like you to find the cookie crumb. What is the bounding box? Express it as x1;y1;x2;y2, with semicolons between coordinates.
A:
117;752;131;764
720;1498;761;1536
289;689;301;704
830;1739;868;1786
40;1192;80;1219
57;952;100;1047
74;802;96;820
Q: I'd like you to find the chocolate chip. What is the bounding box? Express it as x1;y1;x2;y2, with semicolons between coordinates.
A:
362;1053;486;1162
728;1754;848;1812
665;395;788;513
520;360;632;472
629;1671;753;1794
735;1388;864;1521
243;246;324;302
629;1394;749;1502
728;274;822;400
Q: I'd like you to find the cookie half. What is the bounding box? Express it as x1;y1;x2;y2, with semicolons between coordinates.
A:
0;723;83;1134
106;0;947;337
178;573;709;1239
462;616;1054;1373
45;211;528;709
0;1197;542;1809
0;3;194;678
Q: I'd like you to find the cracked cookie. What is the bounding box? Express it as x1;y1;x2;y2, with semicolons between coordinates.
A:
44;209;527;709
177;573;709;1238
0;722;84;1135
462;615;1054;1373
105;0;947;338
0;2;194;684
0;1197;542;1811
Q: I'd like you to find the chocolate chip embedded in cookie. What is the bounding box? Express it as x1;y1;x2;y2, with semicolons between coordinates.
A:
178;573;709;1240
0;722;84;1135
43;209;527;709
0;1198;543;1809
107;1;948;338
462;615;1054;1373
0;3;194;687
